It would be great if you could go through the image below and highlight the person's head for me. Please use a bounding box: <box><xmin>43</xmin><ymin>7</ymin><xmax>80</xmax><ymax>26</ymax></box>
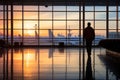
<box><xmin>87</xmin><ymin>22</ymin><xmax>91</xmax><ymax>27</ymax></box>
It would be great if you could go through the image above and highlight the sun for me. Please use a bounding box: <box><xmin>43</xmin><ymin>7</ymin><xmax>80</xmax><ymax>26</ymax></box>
<box><xmin>26</xmin><ymin>30</ymin><xmax>35</xmax><ymax>36</ymax></box>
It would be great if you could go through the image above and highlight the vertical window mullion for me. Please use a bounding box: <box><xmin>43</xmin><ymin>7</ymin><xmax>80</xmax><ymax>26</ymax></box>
<box><xmin>38</xmin><ymin>5</ymin><xmax>40</xmax><ymax>46</ymax></box>
<box><xmin>79</xmin><ymin>2</ymin><xmax>81</xmax><ymax>80</ymax></box>
<box><xmin>93</xmin><ymin>4</ymin><xmax>96</xmax><ymax>80</ymax></box>
<box><xmin>82</xmin><ymin>1</ymin><xmax>85</xmax><ymax>80</ymax></box>
<box><xmin>66</xmin><ymin>5</ymin><xmax>67</xmax><ymax>46</ymax></box>
<box><xmin>3</xmin><ymin>5</ymin><xmax>5</xmax><ymax>40</ymax></box>
<box><xmin>83</xmin><ymin>2</ymin><xmax>85</xmax><ymax>46</ymax></box>
<box><xmin>106</xmin><ymin>1</ymin><xmax>109</xmax><ymax>38</ymax></box>
<box><xmin>6</xmin><ymin>5</ymin><xmax>8</xmax><ymax>45</ymax></box>
<box><xmin>52</xmin><ymin>5</ymin><xmax>54</xmax><ymax>46</ymax></box>
<box><xmin>93</xmin><ymin>6</ymin><xmax>95</xmax><ymax>46</ymax></box>
<box><xmin>11</xmin><ymin>4</ymin><xmax>13</xmax><ymax>46</ymax></box>
<box><xmin>116</xmin><ymin>0</ymin><xmax>119</xmax><ymax>38</ymax></box>
<box><xmin>22</xmin><ymin>5</ymin><xmax>24</xmax><ymax>45</ymax></box>
<box><xmin>79</xmin><ymin>4</ymin><xmax>81</xmax><ymax>46</ymax></box>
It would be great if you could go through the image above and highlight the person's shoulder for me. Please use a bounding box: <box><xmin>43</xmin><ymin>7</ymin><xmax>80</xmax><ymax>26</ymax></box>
<box><xmin>90</xmin><ymin>27</ymin><xmax>94</xmax><ymax>29</ymax></box>
<box><xmin>84</xmin><ymin>27</ymin><xmax>87</xmax><ymax>30</ymax></box>
<box><xmin>85</xmin><ymin>27</ymin><xmax>89</xmax><ymax>29</ymax></box>
<box><xmin>84</xmin><ymin>27</ymin><xmax>88</xmax><ymax>31</ymax></box>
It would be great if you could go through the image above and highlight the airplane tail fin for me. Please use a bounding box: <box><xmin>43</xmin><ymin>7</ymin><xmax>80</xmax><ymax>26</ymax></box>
<box><xmin>35</xmin><ymin>30</ymin><xmax>38</xmax><ymax>38</ymax></box>
<box><xmin>48</xmin><ymin>29</ymin><xmax>54</xmax><ymax>38</ymax></box>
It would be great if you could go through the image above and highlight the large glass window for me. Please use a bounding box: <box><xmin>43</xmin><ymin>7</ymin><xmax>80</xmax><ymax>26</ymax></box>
<box><xmin>0</xmin><ymin>5</ymin><xmax>120</xmax><ymax>46</ymax></box>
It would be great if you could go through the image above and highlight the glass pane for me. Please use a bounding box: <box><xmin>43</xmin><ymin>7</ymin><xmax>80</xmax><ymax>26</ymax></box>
<box><xmin>24</xmin><ymin>21</ymin><xmax>38</xmax><ymax>29</ymax></box>
<box><xmin>53</xmin><ymin>30</ymin><xmax>66</xmax><ymax>37</ymax></box>
<box><xmin>95</xmin><ymin>30</ymin><xmax>106</xmax><ymax>38</ymax></box>
<box><xmin>109</xmin><ymin>12</ymin><xmax>116</xmax><ymax>19</ymax></box>
<box><xmin>94</xmin><ymin>30</ymin><xmax>106</xmax><ymax>45</ymax></box>
<box><xmin>109</xmin><ymin>30</ymin><xmax>117</xmax><ymax>38</ymax></box>
<box><xmin>85</xmin><ymin>12</ymin><xmax>93</xmax><ymax>19</ymax></box>
<box><xmin>54</xmin><ymin>12</ymin><xmax>66</xmax><ymax>19</ymax></box>
<box><xmin>40</xmin><ymin>12</ymin><xmax>52</xmax><ymax>19</ymax></box>
<box><xmin>119</xmin><ymin>30</ymin><xmax>120</xmax><ymax>38</ymax></box>
<box><xmin>0</xmin><ymin>12</ymin><xmax>3</xmax><ymax>19</ymax></box>
<box><xmin>14</xmin><ymin>21</ymin><xmax>22</xmax><ymax>29</ymax></box>
<box><xmin>67</xmin><ymin>30</ymin><xmax>80</xmax><ymax>45</ymax></box>
<box><xmin>119</xmin><ymin>21</ymin><xmax>120</xmax><ymax>29</ymax></box>
<box><xmin>109</xmin><ymin>21</ymin><xmax>116</xmax><ymax>29</ymax></box>
<box><xmin>39</xmin><ymin>30</ymin><xmax>49</xmax><ymax>37</ymax></box>
<box><xmin>118</xmin><ymin>12</ymin><xmax>120</xmax><ymax>19</ymax></box>
<box><xmin>24</xmin><ymin>38</ymin><xmax>38</xmax><ymax>45</ymax></box>
<box><xmin>8</xmin><ymin>5</ymin><xmax>11</xmax><ymax>10</ymax></box>
<box><xmin>95</xmin><ymin>21</ymin><xmax>106</xmax><ymax>29</ymax></box>
<box><xmin>13</xmin><ymin>30</ymin><xmax>22</xmax><ymax>37</ymax></box>
<box><xmin>81</xmin><ymin>6</ymin><xmax>83</xmax><ymax>11</ymax></box>
<box><xmin>0</xmin><ymin>30</ymin><xmax>3</xmax><ymax>37</ymax></box>
<box><xmin>40</xmin><ymin>21</ymin><xmax>52</xmax><ymax>29</ymax></box>
<box><xmin>67</xmin><ymin>21</ymin><xmax>79</xmax><ymax>29</ymax></box>
<box><xmin>8</xmin><ymin>11</ymin><xmax>11</xmax><ymax>19</ymax></box>
<box><xmin>67</xmin><ymin>6</ymin><xmax>79</xmax><ymax>11</ymax></box>
<box><xmin>95</xmin><ymin>12</ymin><xmax>106</xmax><ymax>19</ymax></box>
<box><xmin>8</xmin><ymin>20</ymin><xmax>11</xmax><ymax>29</ymax></box>
<box><xmin>39</xmin><ymin>38</ymin><xmax>52</xmax><ymax>45</ymax></box>
<box><xmin>95</xmin><ymin>6</ymin><xmax>106</xmax><ymax>11</ymax></box>
<box><xmin>67</xmin><ymin>30</ymin><xmax>79</xmax><ymax>37</ymax></box>
<box><xmin>119</xmin><ymin>6</ymin><xmax>120</xmax><ymax>11</ymax></box>
<box><xmin>109</xmin><ymin>6</ymin><xmax>116</xmax><ymax>11</ymax></box>
<box><xmin>40</xmin><ymin>6</ymin><xmax>52</xmax><ymax>11</ymax></box>
<box><xmin>24</xmin><ymin>30</ymin><xmax>35</xmax><ymax>37</ymax></box>
<box><xmin>8</xmin><ymin>30</ymin><xmax>11</xmax><ymax>37</ymax></box>
<box><xmin>67</xmin><ymin>12</ymin><xmax>79</xmax><ymax>19</ymax></box>
<box><xmin>0</xmin><ymin>5</ymin><xmax>3</xmax><ymax>10</ymax></box>
<box><xmin>0</xmin><ymin>20</ymin><xmax>3</xmax><ymax>29</ymax></box>
<box><xmin>13</xmin><ymin>6</ymin><xmax>22</xmax><ymax>10</ymax></box>
<box><xmin>13</xmin><ymin>12</ymin><xmax>22</xmax><ymax>19</ymax></box>
<box><xmin>24</xmin><ymin>12</ymin><xmax>38</xmax><ymax>19</ymax></box>
<box><xmin>54</xmin><ymin>6</ymin><xmax>66</xmax><ymax>11</ymax></box>
<box><xmin>85</xmin><ymin>6</ymin><xmax>93</xmax><ymax>11</ymax></box>
<box><xmin>24</xmin><ymin>6</ymin><xmax>38</xmax><ymax>11</ymax></box>
<box><xmin>54</xmin><ymin>21</ymin><xmax>66</xmax><ymax>29</ymax></box>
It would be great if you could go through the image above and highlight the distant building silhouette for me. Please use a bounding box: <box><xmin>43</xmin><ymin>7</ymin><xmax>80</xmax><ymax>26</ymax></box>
<box><xmin>109</xmin><ymin>32</ymin><xmax>120</xmax><ymax>39</ymax></box>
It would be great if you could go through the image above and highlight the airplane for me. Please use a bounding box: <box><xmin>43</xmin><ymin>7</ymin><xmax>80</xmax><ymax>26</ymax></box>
<box><xmin>0</xmin><ymin>24</ymin><xmax>105</xmax><ymax>46</ymax></box>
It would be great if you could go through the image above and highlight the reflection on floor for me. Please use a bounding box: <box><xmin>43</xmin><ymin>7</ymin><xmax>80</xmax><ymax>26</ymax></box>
<box><xmin>0</xmin><ymin>48</ymin><xmax>120</xmax><ymax>80</ymax></box>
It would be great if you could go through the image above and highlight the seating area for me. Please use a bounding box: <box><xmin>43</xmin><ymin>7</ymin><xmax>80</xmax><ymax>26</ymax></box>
<box><xmin>99</xmin><ymin>39</ymin><xmax>120</xmax><ymax>62</ymax></box>
<box><xmin>99</xmin><ymin>39</ymin><xmax>120</xmax><ymax>53</ymax></box>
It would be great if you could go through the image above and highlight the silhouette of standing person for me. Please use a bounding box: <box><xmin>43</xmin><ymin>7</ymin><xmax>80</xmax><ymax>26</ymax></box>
<box><xmin>83</xmin><ymin>22</ymin><xmax>95</xmax><ymax>56</ymax></box>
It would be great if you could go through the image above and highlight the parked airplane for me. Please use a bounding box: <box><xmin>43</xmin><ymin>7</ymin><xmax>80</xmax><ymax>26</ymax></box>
<box><xmin>0</xmin><ymin>24</ymin><xmax>105</xmax><ymax>46</ymax></box>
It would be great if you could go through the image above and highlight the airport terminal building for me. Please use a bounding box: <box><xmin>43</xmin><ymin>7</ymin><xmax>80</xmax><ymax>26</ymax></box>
<box><xmin>0</xmin><ymin>0</ymin><xmax>120</xmax><ymax>46</ymax></box>
<box><xmin>0</xmin><ymin>1</ymin><xmax>120</xmax><ymax>80</ymax></box>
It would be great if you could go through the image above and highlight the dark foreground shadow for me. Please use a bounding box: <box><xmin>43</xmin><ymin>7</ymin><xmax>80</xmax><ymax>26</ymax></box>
<box><xmin>85</xmin><ymin>56</ymin><xmax>93</xmax><ymax>80</ymax></box>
